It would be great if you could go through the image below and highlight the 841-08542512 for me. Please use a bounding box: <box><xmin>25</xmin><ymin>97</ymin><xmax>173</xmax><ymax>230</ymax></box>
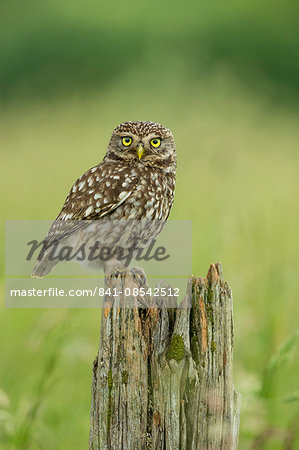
<box><xmin>98</xmin><ymin>287</ymin><xmax>180</xmax><ymax>297</ymax></box>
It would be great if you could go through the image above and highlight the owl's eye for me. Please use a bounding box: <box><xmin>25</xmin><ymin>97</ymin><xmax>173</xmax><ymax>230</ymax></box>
<box><xmin>121</xmin><ymin>137</ymin><xmax>132</xmax><ymax>147</ymax></box>
<box><xmin>150</xmin><ymin>138</ymin><xmax>161</xmax><ymax>148</ymax></box>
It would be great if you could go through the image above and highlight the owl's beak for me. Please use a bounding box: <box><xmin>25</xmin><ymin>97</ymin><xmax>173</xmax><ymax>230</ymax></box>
<box><xmin>136</xmin><ymin>144</ymin><xmax>145</xmax><ymax>160</ymax></box>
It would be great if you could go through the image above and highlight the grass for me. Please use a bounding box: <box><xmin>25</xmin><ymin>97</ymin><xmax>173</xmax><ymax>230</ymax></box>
<box><xmin>1</xmin><ymin>0</ymin><xmax>299</xmax><ymax>100</ymax></box>
<box><xmin>0</xmin><ymin>71</ymin><xmax>299</xmax><ymax>448</ymax></box>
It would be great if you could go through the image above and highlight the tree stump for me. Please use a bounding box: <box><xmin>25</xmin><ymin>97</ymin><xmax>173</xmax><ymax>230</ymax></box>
<box><xmin>89</xmin><ymin>263</ymin><xmax>241</xmax><ymax>449</ymax></box>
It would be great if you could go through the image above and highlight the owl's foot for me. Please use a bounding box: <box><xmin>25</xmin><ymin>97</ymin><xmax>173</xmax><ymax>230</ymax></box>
<box><xmin>104</xmin><ymin>261</ymin><xmax>149</xmax><ymax>308</ymax></box>
<box><xmin>130</xmin><ymin>266</ymin><xmax>147</xmax><ymax>287</ymax></box>
<box><xmin>104</xmin><ymin>259</ymin><xmax>127</xmax><ymax>282</ymax></box>
<box><xmin>105</xmin><ymin>261</ymin><xmax>147</xmax><ymax>285</ymax></box>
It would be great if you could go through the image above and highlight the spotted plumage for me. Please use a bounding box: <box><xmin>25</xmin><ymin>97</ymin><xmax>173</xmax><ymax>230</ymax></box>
<box><xmin>32</xmin><ymin>121</ymin><xmax>177</xmax><ymax>277</ymax></box>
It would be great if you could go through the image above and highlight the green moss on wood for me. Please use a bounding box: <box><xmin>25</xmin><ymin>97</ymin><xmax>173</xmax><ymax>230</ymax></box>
<box><xmin>107</xmin><ymin>369</ymin><xmax>113</xmax><ymax>390</ymax></box>
<box><xmin>166</xmin><ymin>334</ymin><xmax>185</xmax><ymax>363</ymax></box>
<box><xmin>206</xmin><ymin>285</ymin><xmax>214</xmax><ymax>326</ymax></box>
<box><xmin>121</xmin><ymin>370</ymin><xmax>128</xmax><ymax>384</ymax></box>
<box><xmin>207</xmin><ymin>284</ymin><xmax>213</xmax><ymax>304</ymax></box>
<box><xmin>191</xmin><ymin>335</ymin><xmax>200</xmax><ymax>365</ymax></box>
<box><xmin>207</xmin><ymin>284</ymin><xmax>216</xmax><ymax>361</ymax></box>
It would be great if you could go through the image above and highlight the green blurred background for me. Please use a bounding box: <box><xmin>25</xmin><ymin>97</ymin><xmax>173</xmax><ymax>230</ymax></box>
<box><xmin>1</xmin><ymin>0</ymin><xmax>299</xmax><ymax>448</ymax></box>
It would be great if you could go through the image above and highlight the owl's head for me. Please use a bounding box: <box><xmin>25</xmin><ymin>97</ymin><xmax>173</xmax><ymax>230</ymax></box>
<box><xmin>105</xmin><ymin>121</ymin><xmax>176</xmax><ymax>173</ymax></box>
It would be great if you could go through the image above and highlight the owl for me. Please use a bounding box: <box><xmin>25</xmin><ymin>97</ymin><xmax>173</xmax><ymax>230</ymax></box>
<box><xmin>32</xmin><ymin>121</ymin><xmax>177</xmax><ymax>277</ymax></box>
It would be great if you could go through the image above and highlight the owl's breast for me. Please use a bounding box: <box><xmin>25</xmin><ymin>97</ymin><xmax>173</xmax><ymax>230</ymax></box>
<box><xmin>109</xmin><ymin>167</ymin><xmax>175</xmax><ymax>221</ymax></box>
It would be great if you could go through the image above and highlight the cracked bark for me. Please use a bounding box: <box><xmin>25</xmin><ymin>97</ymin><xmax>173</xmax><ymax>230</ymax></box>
<box><xmin>89</xmin><ymin>263</ymin><xmax>241</xmax><ymax>449</ymax></box>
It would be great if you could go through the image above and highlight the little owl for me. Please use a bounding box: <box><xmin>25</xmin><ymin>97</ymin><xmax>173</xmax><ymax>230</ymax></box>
<box><xmin>32</xmin><ymin>121</ymin><xmax>177</xmax><ymax>277</ymax></box>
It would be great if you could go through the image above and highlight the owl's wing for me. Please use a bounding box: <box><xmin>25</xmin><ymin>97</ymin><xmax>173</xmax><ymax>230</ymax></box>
<box><xmin>43</xmin><ymin>162</ymin><xmax>139</xmax><ymax>245</ymax></box>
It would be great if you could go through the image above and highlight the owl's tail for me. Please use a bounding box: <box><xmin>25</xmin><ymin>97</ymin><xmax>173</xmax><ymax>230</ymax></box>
<box><xmin>31</xmin><ymin>253</ymin><xmax>59</xmax><ymax>278</ymax></box>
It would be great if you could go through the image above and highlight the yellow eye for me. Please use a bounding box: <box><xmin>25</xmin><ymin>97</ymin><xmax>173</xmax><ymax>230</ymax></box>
<box><xmin>150</xmin><ymin>138</ymin><xmax>161</xmax><ymax>148</ymax></box>
<box><xmin>122</xmin><ymin>137</ymin><xmax>132</xmax><ymax>146</ymax></box>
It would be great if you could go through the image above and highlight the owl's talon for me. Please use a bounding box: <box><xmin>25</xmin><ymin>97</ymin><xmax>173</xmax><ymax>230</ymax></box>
<box><xmin>130</xmin><ymin>266</ymin><xmax>147</xmax><ymax>287</ymax></box>
<box><xmin>104</xmin><ymin>260</ymin><xmax>127</xmax><ymax>283</ymax></box>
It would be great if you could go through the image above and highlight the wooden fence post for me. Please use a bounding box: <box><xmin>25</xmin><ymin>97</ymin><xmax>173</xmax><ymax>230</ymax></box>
<box><xmin>89</xmin><ymin>263</ymin><xmax>241</xmax><ymax>449</ymax></box>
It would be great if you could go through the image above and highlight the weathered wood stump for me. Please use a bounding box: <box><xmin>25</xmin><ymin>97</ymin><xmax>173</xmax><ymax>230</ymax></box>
<box><xmin>89</xmin><ymin>263</ymin><xmax>241</xmax><ymax>449</ymax></box>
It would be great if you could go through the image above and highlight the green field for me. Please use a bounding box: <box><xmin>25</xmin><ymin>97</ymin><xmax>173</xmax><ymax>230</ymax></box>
<box><xmin>1</xmin><ymin>0</ymin><xmax>299</xmax><ymax>448</ymax></box>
